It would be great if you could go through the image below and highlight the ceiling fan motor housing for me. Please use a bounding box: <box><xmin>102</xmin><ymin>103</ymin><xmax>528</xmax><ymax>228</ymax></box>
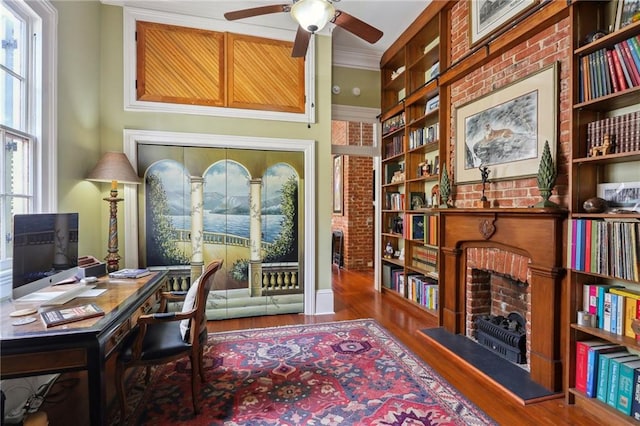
<box><xmin>291</xmin><ymin>0</ymin><xmax>336</xmax><ymax>33</ymax></box>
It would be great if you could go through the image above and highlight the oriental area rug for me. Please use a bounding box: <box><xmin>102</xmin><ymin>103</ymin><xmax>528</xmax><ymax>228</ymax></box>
<box><xmin>109</xmin><ymin>319</ymin><xmax>496</xmax><ymax>425</ymax></box>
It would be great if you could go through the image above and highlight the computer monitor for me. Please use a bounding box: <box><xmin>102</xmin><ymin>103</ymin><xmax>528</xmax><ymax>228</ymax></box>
<box><xmin>12</xmin><ymin>213</ymin><xmax>79</xmax><ymax>300</ymax></box>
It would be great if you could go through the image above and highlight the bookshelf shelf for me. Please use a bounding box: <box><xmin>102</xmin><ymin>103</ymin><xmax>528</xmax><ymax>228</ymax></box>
<box><xmin>566</xmin><ymin>1</ymin><xmax>640</xmax><ymax>422</ymax></box>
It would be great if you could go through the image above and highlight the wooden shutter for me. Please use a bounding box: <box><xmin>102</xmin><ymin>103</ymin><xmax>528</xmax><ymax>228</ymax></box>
<box><xmin>136</xmin><ymin>21</ymin><xmax>225</xmax><ymax>106</ymax></box>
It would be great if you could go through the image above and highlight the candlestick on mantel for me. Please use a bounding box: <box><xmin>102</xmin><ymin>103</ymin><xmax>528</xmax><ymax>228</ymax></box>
<box><xmin>86</xmin><ymin>152</ymin><xmax>141</xmax><ymax>272</ymax></box>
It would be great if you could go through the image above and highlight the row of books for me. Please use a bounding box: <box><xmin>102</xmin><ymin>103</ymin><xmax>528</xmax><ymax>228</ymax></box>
<box><xmin>587</xmin><ymin>110</ymin><xmax>640</xmax><ymax>156</ymax></box>
<box><xmin>384</xmin><ymin>134</ymin><xmax>404</xmax><ymax>159</ymax></box>
<box><xmin>582</xmin><ymin>284</ymin><xmax>640</xmax><ymax>339</ymax></box>
<box><xmin>568</xmin><ymin>219</ymin><xmax>639</xmax><ymax>282</ymax></box>
<box><xmin>407</xmin><ymin>274</ymin><xmax>438</xmax><ymax>310</ymax></box>
<box><xmin>382</xmin><ymin>113</ymin><xmax>405</xmax><ymax>135</ymax></box>
<box><xmin>385</xmin><ymin>192</ymin><xmax>404</xmax><ymax>211</ymax></box>
<box><xmin>575</xmin><ymin>340</ymin><xmax>640</xmax><ymax>418</ymax></box>
<box><xmin>405</xmin><ymin>214</ymin><xmax>438</xmax><ymax>246</ymax></box>
<box><xmin>412</xmin><ymin>244</ymin><xmax>438</xmax><ymax>271</ymax></box>
<box><xmin>578</xmin><ymin>35</ymin><xmax>640</xmax><ymax>103</ymax></box>
<box><xmin>408</xmin><ymin>123</ymin><xmax>439</xmax><ymax>149</ymax></box>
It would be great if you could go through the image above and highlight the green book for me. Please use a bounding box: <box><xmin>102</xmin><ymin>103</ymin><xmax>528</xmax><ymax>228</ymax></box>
<box><xmin>607</xmin><ymin>355</ymin><xmax>639</xmax><ymax>407</ymax></box>
<box><xmin>597</xmin><ymin>351</ymin><xmax>629</xmax><ymax>402</ymax></box>
<box><xmin>616</xmin><ymin>360</ymin><xmax>640</xmax><ymax>415</ymax></box>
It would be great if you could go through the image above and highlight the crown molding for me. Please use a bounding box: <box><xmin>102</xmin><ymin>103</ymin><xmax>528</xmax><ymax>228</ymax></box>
<box><xmin>332</xmin><ymin>46</ymin><xmax>381</xmax><ymax>71</ymax></box>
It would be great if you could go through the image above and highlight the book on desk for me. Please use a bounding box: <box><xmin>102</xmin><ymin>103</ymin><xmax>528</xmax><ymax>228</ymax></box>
<box><xmin>40</xmin><ymin>303</ymin><xmax>105</xmax><ymax>328</ymax></box>
<box><xmin>108</xmin><ymin>268</ymin><xmax>150</xmax><ymax>279</ymax></box>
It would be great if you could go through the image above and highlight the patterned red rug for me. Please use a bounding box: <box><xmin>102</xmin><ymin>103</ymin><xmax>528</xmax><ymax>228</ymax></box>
<box><xmin>110</xmin><ymin>319</ymin><xmax>495</xmax><ymax>425</ymax></box>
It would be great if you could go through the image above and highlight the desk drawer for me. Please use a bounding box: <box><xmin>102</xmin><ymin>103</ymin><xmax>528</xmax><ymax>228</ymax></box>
<box><xmin>105</xmin><ymin>318</ymin><xmax>131</xmax><ymax>357</ymax></box>
<box><xmin>3</xmin><ymin>348</ymin><xmax>87</xmax><ymax>376</ymax></box>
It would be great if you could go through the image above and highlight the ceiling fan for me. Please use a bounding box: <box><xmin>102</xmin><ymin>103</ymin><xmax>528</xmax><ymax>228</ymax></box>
<box><xmin>224</xmin><ymin>0</ymin><xmax>384</xmax><ymax>57</ymax></box>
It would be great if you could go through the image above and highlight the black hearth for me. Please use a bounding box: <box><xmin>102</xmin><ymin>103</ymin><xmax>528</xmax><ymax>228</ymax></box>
<box><xmin>475</xmin><ymin>312</ymin><xmax>526</xmax><ymax>364</ymax></box>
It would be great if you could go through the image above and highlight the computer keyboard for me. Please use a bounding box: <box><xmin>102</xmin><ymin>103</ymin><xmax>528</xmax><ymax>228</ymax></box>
<box><xmin>40</xmin><ymin>284</ymin><xmax>96</xmax><ymax>306</ymax></box>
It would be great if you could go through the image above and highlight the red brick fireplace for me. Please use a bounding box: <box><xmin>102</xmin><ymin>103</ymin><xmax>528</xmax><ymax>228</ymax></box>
<box><xmin>466</xmin><ymin>248</ymin><xmax>532</xmax><ymax>369</ymax></box>
<box><xmin>433</xmin><ymin>208</ymin><xmax>566</xmax><ymax>393</ymax></box>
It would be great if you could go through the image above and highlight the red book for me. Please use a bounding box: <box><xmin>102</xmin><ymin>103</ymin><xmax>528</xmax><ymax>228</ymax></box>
<box><xmin>619</xmin><ymin>41</ymin><xmax>640</xmax><ymax>86</ymax></box>
<box><xmin>614</xmin><ymin>44</ymin><xmax>634</xmax><ymax>88</ymax></box>
<box><xmin>605</xmin><ymin>49</ymin><xmax>621</xmax><ymax>92</ymax></box>
<box><xmin>610</xmin><ymin>48</ymin><xmax>630</xmax><ymax>91</ymax></box>
<box><xmin>576</xmin><ymin>340</ymin><xmax>608</xmax><ymax>393</ymax></box>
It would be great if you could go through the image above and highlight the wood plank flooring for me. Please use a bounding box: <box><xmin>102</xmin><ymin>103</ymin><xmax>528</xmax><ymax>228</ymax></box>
<box><xmin>207</xmin><ymin>267</ymin><xmax>601</xmax><ymax>426</ymax></box>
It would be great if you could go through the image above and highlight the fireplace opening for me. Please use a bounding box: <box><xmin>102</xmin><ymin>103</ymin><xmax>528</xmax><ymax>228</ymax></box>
<box><xmin>475</xmin><ymin>312</ymin><xmax>526</xmax><ymax>364</ymax></box>
<box><xmin>466</xmin><ymin>258</ymin><xmax>531</xmax><ymax>371</ymax></box>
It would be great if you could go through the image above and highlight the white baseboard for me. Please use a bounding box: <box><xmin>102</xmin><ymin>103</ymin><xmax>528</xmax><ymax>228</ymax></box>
<box><xmin>314</xmin><ymin>289</ymin><xmax>335</xmax><ymax>315</ymax></box>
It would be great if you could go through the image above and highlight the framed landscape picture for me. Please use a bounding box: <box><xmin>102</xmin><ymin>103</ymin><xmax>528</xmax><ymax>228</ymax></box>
<box><xmin>455</xmin><ymin>63</ymin><xmax>558</xmax><ymax>184</ymax></box>
<box><xmin>469</xmin><ymin>0</ymin><xmax>537</xmax><ymax>46</ymax></box>
<box><xmin>333</xmin><ymin>155</ymin><xmax>343</xmax><ymax>214</ymax></box>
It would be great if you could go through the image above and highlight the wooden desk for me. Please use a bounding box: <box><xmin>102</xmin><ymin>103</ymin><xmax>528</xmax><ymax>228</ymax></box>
<box><xmin>0</xmin><ymin>271</ymin><xmax>168</xmax><ymax>426</ymax></box>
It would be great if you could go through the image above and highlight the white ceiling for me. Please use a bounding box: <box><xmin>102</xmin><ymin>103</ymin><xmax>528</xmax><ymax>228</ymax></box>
<box><xmin>117</xmin><ymin>0</ymin><xmax>430</xmax><ymax>66</ymax></box>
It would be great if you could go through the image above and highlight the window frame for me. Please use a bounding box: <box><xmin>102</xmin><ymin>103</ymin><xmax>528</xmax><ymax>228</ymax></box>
<box><xmin>0</xmin><ymin>0</ymin><xmax>57</xmax><ymax>300</ymax></box>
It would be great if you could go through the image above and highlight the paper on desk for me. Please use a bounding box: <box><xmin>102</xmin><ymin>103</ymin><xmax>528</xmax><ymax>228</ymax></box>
<box><xmin>17</xmin><ymin>291</ymin><xmax>66</xmax><ymax>301</ymax></box>
<box><xmin>78</xmin><ymin>289</ymin><xmax>107</xmax><ymax>297</ymax></box>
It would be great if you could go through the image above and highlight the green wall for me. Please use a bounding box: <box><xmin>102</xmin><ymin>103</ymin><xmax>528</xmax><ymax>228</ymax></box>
<box><xmin>54</xmin><ymin>2</ymin><xmax>334</xmax><ymax>293</ymax></box>
<box><xmin>331</xmin><ymin>66</ymin><xmax>381</xmax><ymax>108</ymax></box>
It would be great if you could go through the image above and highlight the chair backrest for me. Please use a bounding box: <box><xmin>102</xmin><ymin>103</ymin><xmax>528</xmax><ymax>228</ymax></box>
<box><xmin>189</xmin><ymin>259</ymin><xmax>223</xmax><ymax>342</ymax></box>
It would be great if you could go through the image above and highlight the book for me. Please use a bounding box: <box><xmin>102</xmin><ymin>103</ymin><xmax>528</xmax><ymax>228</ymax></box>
<box><xmin>575</xmin><ymin>340</ymin><xmax>608</xmax><ymax>393</ymax></box>
<box><xmin>411</xmin><ymin>214</ymin><xmax>425</xmax><ymax>240</ymax></box>
<box><xmin>40</xmin><ymin>303</ymin><xmax>105</xmax><ymax>328</ymax></box>
<box><xmin>604</xmin><ymin>292</ymin><xmax>613</xmax><ymax>332</ymax></box>
<box><xmin>108</xmin><ymin>268</ymin><xmax>151</xmax><ymax>279</ymax></box>
<box><xmin>630</xmin><ymin>367</ymin><xmax>640</xmax><ymax>420</ymax></box>
<box><xmin>605</xmin><ymin>49</ymin><xmax>621</xmax><ymax>93</ymax></box>
<box><xmin>616</xmin><ymin>360</ymin><xmax>640</xmax><ymax>414</ymax></box>
<box><xmin>607</xmin><ymin>355</ymin><xmax>640</xmax><ymax>407</ymax></box>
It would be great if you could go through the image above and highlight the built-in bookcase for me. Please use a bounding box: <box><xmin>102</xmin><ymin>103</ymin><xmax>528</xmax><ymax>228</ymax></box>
<box><xmin>566</xmin><ymin>1</ymin><xmax>640</xmax><ymax>423</ymax></box>
<box><xmin>379</xmin><ymin>4</ymin><xmax>445</xmax><ymax>317</ymax></box>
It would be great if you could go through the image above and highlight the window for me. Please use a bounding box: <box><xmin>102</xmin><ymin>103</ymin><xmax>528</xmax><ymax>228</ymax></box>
<box><xmin>0</xmin><ymin>0</ymin><xmax>56</xmax><ymax>299</ymax></box>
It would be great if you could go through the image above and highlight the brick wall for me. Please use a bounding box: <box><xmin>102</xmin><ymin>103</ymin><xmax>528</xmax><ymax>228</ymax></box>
<box><xmin>466</xmin><ymin>247</ymin><xmax>532</xmax><ymax>368</ymax></box>
<box><xmin>448</xmin><ymin>2</ymin><xmax>571</xmax><ymax>208</ymax></box>
<box><xmin>331</xmin><ymin>121</ymin><xmax>375</xmax><ymax>270</ymax></box>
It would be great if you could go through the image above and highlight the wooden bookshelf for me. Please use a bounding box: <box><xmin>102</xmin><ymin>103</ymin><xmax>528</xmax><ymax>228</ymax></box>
<box><xmin>565</xmin><ymin>1</ymin><xmax>640</xmax><ymax>423</ymax></box>
<box><xmin>379</xmin><ymin>2</ymin><xmax>447</xmax><ymax>319</ymax></box>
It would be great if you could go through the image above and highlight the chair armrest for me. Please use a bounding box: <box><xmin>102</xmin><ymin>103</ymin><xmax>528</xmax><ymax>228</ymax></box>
<box><xmin>158</xmin><ymin>291</ymin><xmax>188</xmax><ymax>312</ymax></box>
<box><xmin>138</xmin><ymin>309</ymin><xmax>195</xmax><ymax>324</ymax></box>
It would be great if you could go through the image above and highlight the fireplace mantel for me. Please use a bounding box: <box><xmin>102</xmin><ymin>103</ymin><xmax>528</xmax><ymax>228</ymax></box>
<box><xmin>438</xmin><ymin>208</ymin><xmax>567</xmax><ymax>392</ymax></box>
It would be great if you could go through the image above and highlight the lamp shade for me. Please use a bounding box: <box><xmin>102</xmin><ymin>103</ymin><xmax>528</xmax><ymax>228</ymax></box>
<box><xmin>291</xmin><ymin>0</ymin><xmax>335</xmax><ymax>33</ymax></box>
<box><xmin>86</xmin><ymin>152</ymin><xmax>141</xmax><ymax>185</ymax></box>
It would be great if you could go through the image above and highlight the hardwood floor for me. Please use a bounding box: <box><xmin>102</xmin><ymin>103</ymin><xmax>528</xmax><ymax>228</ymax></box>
<box><xmin>207</xmin><ymin>267</ymin><xmax>601</xmax><ymax>426</ymax></box>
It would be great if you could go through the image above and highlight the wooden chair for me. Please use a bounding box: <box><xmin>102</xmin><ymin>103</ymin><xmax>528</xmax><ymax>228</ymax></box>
<box><xmin>115</xmin><ymin>259</ymin><xmax>223</xmax><ymax>423</ymax></box>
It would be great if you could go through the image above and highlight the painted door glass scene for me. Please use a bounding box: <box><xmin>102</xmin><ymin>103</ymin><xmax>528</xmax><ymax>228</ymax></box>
<box><xmin>140</xmin><ymin>145</ymin><xmax>303</xmax><ymax>320</ymax></box>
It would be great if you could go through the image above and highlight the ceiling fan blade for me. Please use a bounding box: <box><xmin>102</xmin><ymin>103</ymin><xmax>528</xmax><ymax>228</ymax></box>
<box><xmin>224</xmin><ymin>4</ymin><xmax>290</xmax><ymax>21</ymax></box>
<box><xmin>332</xmin><ymin>10</ymin><xmax>383</xmax><ymax>44</ymax></box>
<box><xmin>292</xmin><ymin>26</ymin><xmax>311</xmax><ymax>58</ymax></box>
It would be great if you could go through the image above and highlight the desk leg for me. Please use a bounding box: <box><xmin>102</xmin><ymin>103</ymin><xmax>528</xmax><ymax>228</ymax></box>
<box><xmin>87</xmin><ymin>343</ymin><xmax>107</xmax><ymax>426</ymax></box>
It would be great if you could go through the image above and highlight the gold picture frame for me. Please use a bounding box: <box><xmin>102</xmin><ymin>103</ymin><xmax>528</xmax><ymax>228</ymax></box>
<box><xmin>455</xmin><ymin>63</ymin><xmax>558</xmax><ymax>184</ymax></box>
<box><xmin>469</xmin><ymin>0</ymin><xmax>537</xmax><ymax>47</ymax></box>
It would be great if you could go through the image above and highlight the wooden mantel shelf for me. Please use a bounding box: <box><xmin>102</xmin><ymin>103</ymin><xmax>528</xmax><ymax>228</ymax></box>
<box><xmin>436</xmin><ymin>207</ymin><xmax>568</xmax><ymax>393</ymax></box>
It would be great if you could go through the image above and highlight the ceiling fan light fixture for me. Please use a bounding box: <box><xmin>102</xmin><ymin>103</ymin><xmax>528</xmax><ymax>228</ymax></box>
<box><xmin>291</xmin><ymin>0</ymin><xmax>335</xmax><ymax>33</ymax></box>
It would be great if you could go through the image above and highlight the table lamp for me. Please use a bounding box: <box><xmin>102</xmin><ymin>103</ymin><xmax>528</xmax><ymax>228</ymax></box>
<box><xmin>86</xmin><ymin>152</ymin><xmax>141</xmax><ymax>272</ymax></box>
